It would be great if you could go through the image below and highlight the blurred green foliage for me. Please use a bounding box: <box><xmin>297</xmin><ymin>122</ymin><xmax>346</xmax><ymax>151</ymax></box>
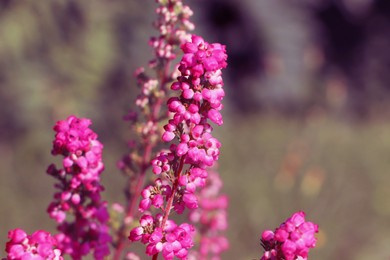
<box><xmin>0</xmin><ymin>1</ymin><xmax>389</xmax><ymax>260</ymax></box>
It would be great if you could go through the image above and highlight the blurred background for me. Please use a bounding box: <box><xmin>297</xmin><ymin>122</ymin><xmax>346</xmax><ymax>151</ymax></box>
<box><xmin>0</xmin><ymin>0</ymin><xmax>389</xmax><ymax>259</ymax></box>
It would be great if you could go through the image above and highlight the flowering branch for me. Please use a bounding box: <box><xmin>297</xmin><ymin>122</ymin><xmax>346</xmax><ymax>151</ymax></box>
<box><xmin>47</xmin><ymin>116</ymin><xmax>111</xmax><ymax>260</ymax></box>
<box><xmin>113</xmin><ymin>1</ymin><xmax>196</xmax><ymax>258</ymax></box>
<box><xmin>129</xmin><ymin>34</ymin><xmax>228</xmax><ymax>259</ymax></box>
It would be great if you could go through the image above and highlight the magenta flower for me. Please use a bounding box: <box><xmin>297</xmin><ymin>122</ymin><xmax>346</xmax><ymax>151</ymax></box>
<box><xmin>154</xmin><ymin>34</ymin><xmax>227</xmax><ymax>176</ymax></box>
<box><xmin>129</xmin><ymin>34</ymin><xmax>228</xmax><ymax>259</ymax></box>
<box><xmin>260</xmin><ymin>211</ymin><xmax>319</xmax><ymax>260</ymax></box>
<box><xmin>5</xmin><ymin>229</ymin><xmax>63</xmax><ymax>260</ymax></box>
<box><xmin>129</xmin><ymin>214</ymin><xmax>195</xmax><ymax>259</ymax></box>
<box><xmin>47</xmin><ymin>116</ymin><xmax>111</xmax><ymax>260</ymax></box>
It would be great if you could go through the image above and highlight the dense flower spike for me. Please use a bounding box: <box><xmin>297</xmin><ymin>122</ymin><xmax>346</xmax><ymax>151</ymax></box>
<box><xmin>120</xmin><ymin>2</ymin><xmax>229</xmax><ymax>259</ymax></box>
<box><xmin>47</xmin><ymin>116</ymin><xmax>111</xmax><ymax>260</ymax></box>
<box><xmin>129</xmin><ymin>34</ymin><xmax>228</xmax><ymax>259</ymax></box>
<box><xmin>163</xmin><ymin>36</ymin><xmax>227</xmax><ymax>170</ymax></box>
<box><xmin>4</xmin><ymin>229</ymin><xmax>63</xmax><ymax>260</ymax></box>
<box><xmin>157</xmin><ymin>34</ymin><xmax>227</xmax><ymax>201</ymax></box>
<box><xmin>260</xmin><ymin>211</ymin><xmax>319</xmax><ymax>260</ymax></box>
<box><xmin>114</xmin><ymin>1</ymin><xmax>198</xmax><ymax>258</ymax></box>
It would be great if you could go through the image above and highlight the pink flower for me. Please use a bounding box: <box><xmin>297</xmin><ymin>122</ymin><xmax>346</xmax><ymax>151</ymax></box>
<box><xmin>129</xmin><ymin>227</ymin><xmax>144</xmax><ymax>242</ymax></box>
<box><xmin>260</xmin><ymin>211</ymin><xmax>318</xmax><ymax>260</ymax></box>
<box><xmin>47</xmin><ymin>116</ymin><xmax>111</xmax><ymax>259</ymax></box>
<box><xmin>162</xmin><ymin>131</ymin><xmax>176</xmax><ymax>142</ymax></box>
<box><xmin>207</xmin><ymin>109</ymin><xmax>223</xmax><ymax>126</ymax></box>
<box><xmin>129</xmin><ymin>216</ymin><xmax>195</xmax><ymax>259</ymax></box>
<box><xmin>261</xmin><ymin>230</ymin><xmax>274</xmax><ymax>242</ymax></box>
<box><xmin>129</xmin><ymin>17</ymin><xmax>228</xmax><ymax>259</ymax></box>
<box><xmin>183</xmin><ymin>193</ymin><xmax>198</xmax><ymax>209</ymax></box>
<box><xmin>5</xmin><ymin>229</ymin><xmax>63</xmax><ymax>260</ymax></box>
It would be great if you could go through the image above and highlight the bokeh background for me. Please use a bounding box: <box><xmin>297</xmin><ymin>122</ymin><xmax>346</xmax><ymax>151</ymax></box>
<box><xmin>1</xmin><ymin>0</ymin><xmax>390</xmax><ymax>259</ymax></box>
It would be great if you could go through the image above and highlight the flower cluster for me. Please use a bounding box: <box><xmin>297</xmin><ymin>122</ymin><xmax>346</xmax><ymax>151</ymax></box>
<box><xmin>115</xmin><ymin>1</ymin><xmax>198</xmax><ymax>258</ymax></box>
<box><xmin>150</xmin><ymin>34</ymin><xmax>227</xmax><ymax>211</ymax></box>
<box><xmin>150</xmin><ymin>0</ymin><xmax>194</xmax><ymax>62</ymax></box>
<box><xmin>260</xmin><ymin>211</ymin><xmax>319</xmax><ymax>260</ymax></box>
<box><xmin>46</xmin><ymin>116</ymin><xmax>111</xmax><ymax>260</ymax></box>
<box><xmin>129</xmin><ymin>214</ymin><xmax>195</xmax><ymax>259</ymax></box>
<box><xmin>188</xmin><ymin>170</ymin><xmax>229</xmax><ymax>260</ymax></box>
<box><xmin>4</xmin><ymin>229</ymin><xmax>63</xmax><ymax>260</ymax></box>
<box><xmin>130</xmin><ymin>0</ymin><xmax>195</xmax><ymax>114</ymax></box>
<box><xmin>129</xmin><ymin>35</ymin><xmax>228</xmax><ymax>259</ymax></box>
<box><xmin>154</xmin><ymin>33</ymin><xmax>227</xmax><ymax>182</ymax></box>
